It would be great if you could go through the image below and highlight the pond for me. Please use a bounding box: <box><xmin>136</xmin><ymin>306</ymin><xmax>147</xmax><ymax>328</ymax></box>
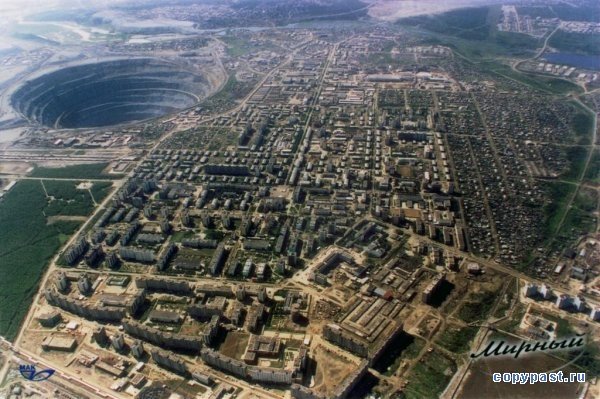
<box><xmin>543</xmin><ymin>52</ymin><xmax>600</xmax><ymax>71</ymax></box>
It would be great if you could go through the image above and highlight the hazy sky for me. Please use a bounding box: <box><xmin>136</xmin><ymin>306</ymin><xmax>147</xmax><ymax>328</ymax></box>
<box><xmin>0</xmin><ymin>0</ymin><xmax>506</xmax><ymax>23</ymax></box>
<box><xmin>368</xmin><ymin>0</ymin><xmax>503</xmax><ymax>20</ymax></box>
<box><xmin>0</xmin><ymin>0</ymin><xmax>134</xmax><ymax>14</ymax></box>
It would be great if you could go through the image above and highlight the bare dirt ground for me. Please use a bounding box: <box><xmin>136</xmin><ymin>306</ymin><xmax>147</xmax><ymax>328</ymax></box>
<box><xmin>311</xmin><ymin>344</ymin><xmax>357</xmax><ymax>397</ymax></box>
<box><xmin>219</xmin><ymin>331</ymin><xmax>250</xmax><ymax>359</ymax></box>
<box><xmin>0</xmin><ymin>161</ymin><xmax>32</xmax><ymax>175</ymax></box>
<box><xmin>46</xmin><ymin>215</ymin><xmax>88</xmax><ymax>224</ymax></box>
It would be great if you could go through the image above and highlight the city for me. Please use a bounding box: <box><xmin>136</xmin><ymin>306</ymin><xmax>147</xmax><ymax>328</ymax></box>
<box><xmin>0</xmin><ymin>1</ymin><xmax>598</xmax><ymax>399</ymax></box>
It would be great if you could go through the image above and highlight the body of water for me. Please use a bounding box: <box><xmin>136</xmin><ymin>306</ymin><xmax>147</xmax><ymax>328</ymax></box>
<box><xmin>543</xmin><ymin>52</ymin><xmax>600</xmax><ymax>71</ymax></box>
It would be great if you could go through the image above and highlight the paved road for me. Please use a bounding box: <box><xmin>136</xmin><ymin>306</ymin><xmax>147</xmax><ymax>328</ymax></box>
<box><xmin>513</xmin><ymin>24</ymin><xmax>560</xmax><ymax>72</ymax></box>
<box><xmin>287</xmin><ymin>39</ymin><xmax>339</xmax><ymax>184</ymax></box>
<box><xmin>535</xmin><ymin>25</ymin><xmax>560</xmax><ymax>59</ymax></box>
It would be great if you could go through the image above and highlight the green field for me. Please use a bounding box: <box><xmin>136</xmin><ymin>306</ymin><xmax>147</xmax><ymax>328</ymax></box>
<box><xmin>433</xmin><ymin>33</ymin><xmax>540</xmax><ymax>59</ymax></box>
<box><xmin>545</xmin><ymin>185</ymin><xmax>598</xmax><ymax>253</ymax></box>
<box><xmin>201</xmin><ymin>73</ymin><xmax>257</xmax><ymax>113</ymax></box>
<box><xmin>90</xmin><ymin>181</ymin><xmax>115</xmax><ymax>203</ymax></box>
<box><xmin>38</xmin><ymin>180</ymin><xmax>114</xmax><ymax>217</ymax></box>
<box><xmin>29</xmin><ymin>163</ymin><xmax>120</xmax><ymax>179</ymax></box>
<box><xmin>549</xmin><ymin>30</ymin><xmax>600</xmax><ymax>55</ymax></box>
<box><xmin>542</xmin><ymin>182</ymin><xmax>576</xmax><ymax>240</ymax></box>
<box><xmin>574</xmin><ymin>187</ymin><xmax>598</xmax><ymax>213</ymax></box>
<box><xmin>483</xmin><ymin>62</ymin><xmax>583</xmax><ymax>95</ymax></box>
<box><xmin>402</xmin><ymin>6</ymin><xmax>542</xmax><ymax>58</ymax></box>
<box><xmin>400</xmin><ymin>7</ymin><xmax>590</xmax><ymax>96</ymax></box>
<box><xmin>221</xmin><ymin>35</ymin><xmax>255</xmax><ymax>57</ymax></box>
<box><xmin>492</xmin><ymin>278</ymin><xmax>517</xmax><ymax>318</ymax></box>
<box><xmin>560</xmin><ymin>191</ymin><xmax>598</xmax><ymax>239</ymax></box>
<box><xmin>437</xmin><ymin>325</ymin><xmax>479</xmax><ymax>353</ymax></box>
<box><xmin>402</xmin><ymin>7</ymin><xmax>491</xmax><ymax>41</ymax></box>
<box><xmin>496</xmin><ymin>303</ymin><xmax>527</xmax><ymax>334</ymax></box>
<box><xmin>457</xmin><ymin>291</ymin><xmax>497</xmax><ymax>324</ymax></box>
<box><xmin>568</xmin><ymin>100</ymin><xmax>595</xmax><ymax>145</ymax></box>
<box><xmin>562</xmin><ymin>146</ymin><xmax>589</xmax><ymax>181</ymax></box>
<box><xmin>416</xmin><ymin>40</ymin><xmax>582</xmax><ymax>95</ymax></box>
<box><xmin>0</xmin><ymin>180</ymin><xmax>84</xmax><ymax>340</ymax></box>
<box><xmin>585</xmin><ymin>149</ymin><xmax>600</xmax><ymax>183</ymax></box>
<box><xmin>43</xmin><ymin>180</ymin><xmax>95</xmax><ymax>216</ymax></box>
<box><xmin>402</xmin><ymin>350</ymin><xmax>457</xmax><ymax>399</ymax></box>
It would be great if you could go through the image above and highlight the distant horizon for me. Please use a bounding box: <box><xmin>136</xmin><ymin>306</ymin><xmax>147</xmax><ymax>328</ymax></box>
<box><xmin>0</xmin><ymin>0</ymin><xmax>506</xmax><ymax>22</ymax></box>
<box><xmin>366</xmin><ymin>0</ymin><xmax>504</xmax><ymax>21</ymax></box>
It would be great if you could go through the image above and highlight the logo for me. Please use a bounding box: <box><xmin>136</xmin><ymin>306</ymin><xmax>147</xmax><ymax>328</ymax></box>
<box><xmin>19</xmin><ymin>365</ymin><xmax>55</xmax><ymax>381</ymax></box>
<box><xmin>470</xmin><ymin>334</ymin><xmax>586</xmax><ymax>360</ymax></box>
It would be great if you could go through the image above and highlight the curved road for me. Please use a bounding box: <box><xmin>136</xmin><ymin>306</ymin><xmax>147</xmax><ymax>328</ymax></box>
<box><xmin>513</xmin><ymin>24</ymin><xmax>560</xmax><ymax>72</ymax></box>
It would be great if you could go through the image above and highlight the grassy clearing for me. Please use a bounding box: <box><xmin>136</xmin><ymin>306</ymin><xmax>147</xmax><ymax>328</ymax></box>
<box><xmin>402</xmin><ymin>6</ymin><xmax>542</xmax><ymax>58</ymax></box>
<box><xmin>484</xmin><ymin>62</ymin><xmax>583</xmax><ymax>95</ymax></box>
<box><xmin>437</xmin><ymin>325</ymin><xmax>479</xmax><ymax>353</ymax></box>
<box><xmin>567</xmin><ymin>99</ymin><xmax>595</xmax><ymax>145</ymax></box>
<box><xmin>402</xmin><ymin>7</ymin><xmax>491</xmax><ymax>41</ymax></box>
<box><xmin>546</xmin><ymin>186</ymin><xmax>597</xmax><ymax>250</ymax></box>
<box><xmin>497</xmin><ymin>303</ymin><xmax>527</xmax><ymax>334</ymax></box>
<box><xmin>89</xmin><ymin>181</ymin><xmax>114</xmax><ymax>203</ymax></box>
<box><xmin>571</xmin><ymin>113</ymin><xmax>594</xmax><ymax>144</ymax></box>
<box><xmin>584</xmin><ymin>149</ymin><xmax>600</xmax><ymax>183</ymax></box>
<box><xmin>410</xmin><ymin>20</ymin><xmax>581</xmax><ymax>95</ymax></box>
<box><xmin>403</xmin><ymin>336</ymin><xmax>426</xmax><ymax>359</ymax></box>
<box><xmin>43</xmin><ymin>180</ymin><xmax>95</xmax><ymax>216</ymax></box>
<box><xmin>574</xmin><ymin>187</ymin><xmax>598</xmax><ymax>213</ymax></box>
<box><xmin>221</xmin><ymin>35</ymin><xmax>254</xmax><ymax>57</ymax></box>
<box><xmin>0</xmin><ymin>180</ymin><xmax>82</xmax><ymax>340</ymax></box>
<box><xmin>562</xmin><ymin>146</ymin><xmax>589</xmax><ymax>181</ymax></box>
<box><xmin>402</xmin><ymin>350</ymin><xmax>457</xmax><ymax>399</ymax></box>
<box><xmin>171</xmin><ymin>230</ymin><xmax>196</xmax><ymax>243</ymax></box>
<box><xmin>493</xmin><ymin>278</ymin><xmax>517</xmax><ymax>318</ymax></box>
<box><xmin>201</xmin><ymin>73</ymin><xmax>256</xmax><ymax>113</ymax></box>
<box><xmin>542</xmin><ymin>182</ymin><xmax>576</xmax><ymax>240</ymax></box>
<box><xmin>457</xmin><ymin>291</ymin><xmax>497</xmax><ymax>324</ymax></box>
<box><xmin>29</xmin><ymin>163</ymin><xmax>121</xmax><ymax>179</ymax></box>
<box><xmin>440</xmin><ymin>35</ymin><xmax>539</xmax><ymax>59</ymax></box>
<box><xmin>561</xmin><ymin>206</ymin><xmax>597</xmax><ymax>240</ymax></box>
<box><xmin>549</xmin><ymin>30</ymin><xmax>600</xmax><ymax>55</ymax></box>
